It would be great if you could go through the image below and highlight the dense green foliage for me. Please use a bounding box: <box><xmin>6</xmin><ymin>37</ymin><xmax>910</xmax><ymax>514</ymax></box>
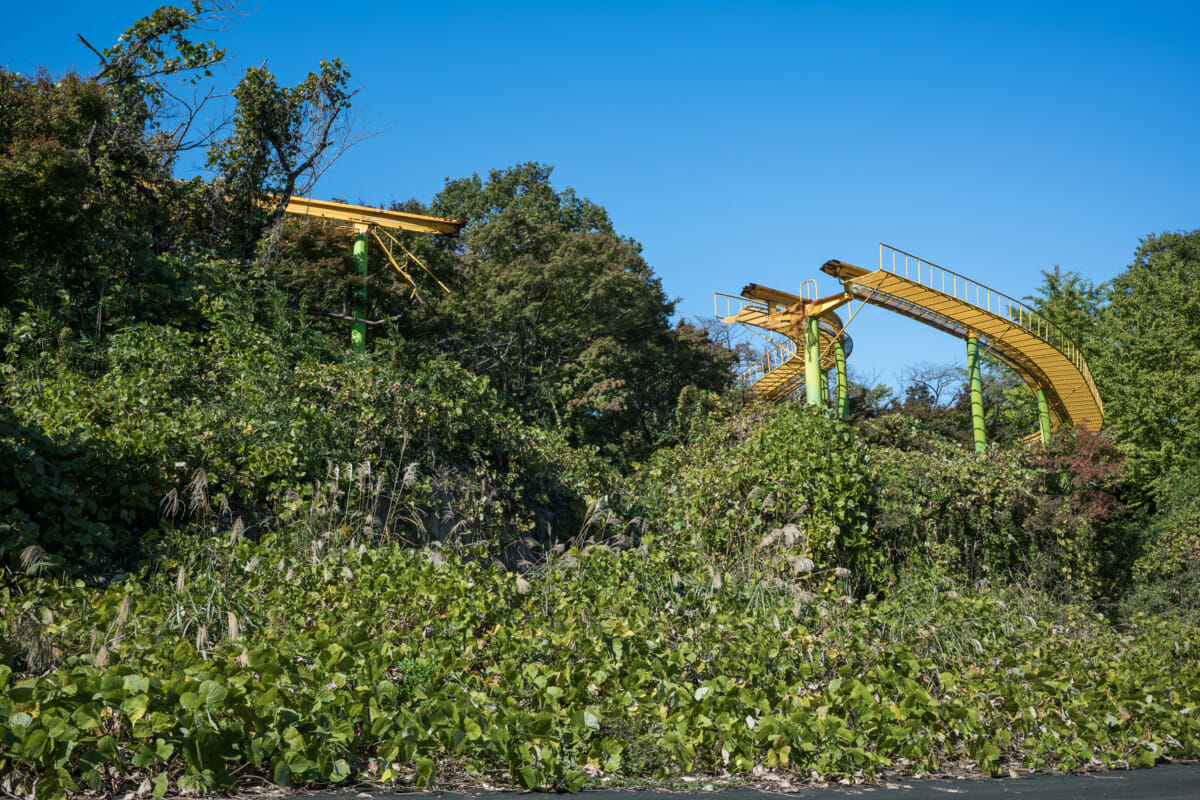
<box><xmin>1093</xmin><ymin>232</ymin><xmax>1200</xmax><ymax>490</ymax></box>
<box><xmin>2</xmin><ymin>4</ymin><xmax>1200</xmax><ymax>798</ymax></box>
<box><xmin>423</xmin><ymin>163</ymin><xmax>734</xmax><ymax>465</ymax></box>
<box><xmin>2</xmin><ymin>533</ymin><xmax>1197</xmax><ymax>796</ymax></box>
<box><xmin>1</xmin><ymin>266</ymin><xmax>616</xmax><ymax>575</ymax></box>
<box><xmin>638</xmin><ymin>404</ymin><xmax>875</xmax><ymax>582</ymax></box>
<box><xmin>1024</xmin><ymin>232</ymin><xmax>1200</xmax><ymax>615</ymax></box>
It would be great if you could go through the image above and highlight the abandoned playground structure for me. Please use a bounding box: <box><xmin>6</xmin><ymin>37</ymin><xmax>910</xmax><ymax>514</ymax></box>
<box><xmin>715</xmin><ymin>244</ymin><xmax>1104</xmax><ymax>449</ymax></box>
<box><xmin>271</xmin><ymin>196</ymin><xmax>1101</xmax><ymax>451</ymax></box>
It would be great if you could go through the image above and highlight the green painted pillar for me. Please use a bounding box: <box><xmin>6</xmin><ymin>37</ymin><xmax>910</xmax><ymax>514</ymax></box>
<box><xmin>804</xmin><ymin>316</ymin><xmax>823</xmax><ymax>407</ymax></box>
<box><xmin>1036</xmin><ymin>388</ymin><xmax>1051</xmax><ymax>444</ymax></box>
<box><xmin>834</xmin><ymin>339</ymin><xmax>849</xmax><ymax>420</ymax></box>
<box><xmin>351</xmin><ymin>230</ymin><xmax>368</xmax><ymax>355</ymax></box>
<box><xmin>967</xmin><ymin>335</ymin><xmax>985</xmax><ymax>452</ymax></box>
<box><xmin>820</xmin><ymin>368</ymin><xmax>830</xmax><ymax>405</ymax></box>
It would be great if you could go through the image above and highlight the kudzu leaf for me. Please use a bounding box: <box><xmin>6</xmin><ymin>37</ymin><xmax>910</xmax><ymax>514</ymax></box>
<box><xmin>414</xmin><ymin>757</ymin><xmax>436</xmax><ymax>787</ymax></box>
<box><xmin>23</xmin><ymin>729</ymin><xmax>49</xmax><ymax>759</ymax></box>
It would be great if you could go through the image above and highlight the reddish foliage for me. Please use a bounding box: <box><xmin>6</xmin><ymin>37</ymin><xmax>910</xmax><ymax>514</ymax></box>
<box><xmin>1028</xmin><ymin>429</ymin><xmax>1125</xmax><ymax>535</ymax></box>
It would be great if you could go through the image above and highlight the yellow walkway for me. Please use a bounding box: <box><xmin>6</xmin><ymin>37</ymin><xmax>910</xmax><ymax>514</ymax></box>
<box><xmin>283</xmin><ymin>196</ymin><xmax>464</xmax><ymax>235</ymax></box>
<box><xmin>716</xmin><ymin>245</ymin><xmax>1103</xmax><ymax>434</ymax></box>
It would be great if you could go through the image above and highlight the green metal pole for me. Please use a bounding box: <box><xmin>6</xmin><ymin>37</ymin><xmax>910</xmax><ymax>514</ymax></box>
<box><xmin>351</xmin><ymin>229</ymin><xmax>368</xmax><ymax>355</ymax></box>
<box><xmin>834</xmin><ymin>339</ymin><xmax>848</xmax><ymax>420</ymax></box>
<box><xmin>820</xmin><ymin>368</ymin><xmax>830</xmax><ymax>405</ymax></box>
<box><xmin>1036</xmin><ymin>388</ymin><xmax>1051</xmax><ymax>444</ymax></box>
<box><xmin>967</xmin><ymin>335</ymin><xmax>985</xmax><ymax>452</ymax></box>
<box><xmin>804</xmin><ymin>316</ymin><xmax>822</xmax><ymax>407</ymax></box>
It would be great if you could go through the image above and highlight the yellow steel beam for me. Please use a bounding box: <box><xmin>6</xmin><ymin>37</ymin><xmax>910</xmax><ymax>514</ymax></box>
<box><xmin>369</xmin><ymin>229</ymin><xmax>420</xmax><ymax>291</ymax></box>
<box><xmin>741</xmin><ymin>283</ymin><xmax>802</xmax><ymax>308</ymax></box>
<box><xmin>374</xmin><ymin>226</ymin><xmax>452</xmax><ymax>294</ymax></box>
<box><xmin>148</xmin><ymin>178</ymin><xmax>467</xmax><ymax>236</ymax></box>
<box><xmin>283</xmin><ymin>195</ymin><xmax>465</xmax><ymax>236</ymax></box>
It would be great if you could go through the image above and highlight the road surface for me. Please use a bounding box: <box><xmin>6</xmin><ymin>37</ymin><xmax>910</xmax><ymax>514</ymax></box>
<box><xmin>297</xmin><ymin>763</ymin><xmax>1199</xmax><ymax>800</ymax></box>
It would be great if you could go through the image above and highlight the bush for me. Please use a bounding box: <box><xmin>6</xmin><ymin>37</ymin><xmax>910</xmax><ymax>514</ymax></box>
<box><xmin>860</xmin><ymin>415</ymin><xmax>1037</xmax><ymax>585</ymax></box>
<box><xmin>1122</xmin><ymin>467</ymin><xmax>1200</xmax><ymax>623</ymax></box>
<box><xmin>635</xmin><ymin>403</ymin><xmax>874</xmax><ymax>585</ymax></box>
<box><xmin>859</xmin><ymin>416</ymin><xmax>1125</xmax><ymax>600</ymax></box>
<box><xmin>0</xmin><ymin>405</ymin><xmax>157</xmax><ymax>577</ymax></box>
<box><xmin>2</xmin><ymin>530</ymin><xmax>1199</xmax><ymax>796</ymax></box>
<box><xmin>2</xmin><ymin>260</ymin><xmax>615</xmax><ymax>577</ymax></box>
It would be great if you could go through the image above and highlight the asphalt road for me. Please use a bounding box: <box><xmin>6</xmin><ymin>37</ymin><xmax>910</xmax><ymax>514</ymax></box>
<box><xmin>300</xmin><ymin>764</ymin><xmax>1200</xmax><ymax>800</ymax></box>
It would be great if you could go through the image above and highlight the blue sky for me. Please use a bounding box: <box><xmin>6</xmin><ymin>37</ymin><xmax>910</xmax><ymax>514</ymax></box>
<box><xmin>4</xmin><ymin>1</ymin><xmax>1198</xmax><ymax>388</ymax></box>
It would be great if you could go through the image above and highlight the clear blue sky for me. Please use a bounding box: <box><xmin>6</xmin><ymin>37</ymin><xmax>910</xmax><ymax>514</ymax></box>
<box><xmin>4</xmin><ymin>1</ymin><xmax>1198</xmax><ymax>388</ymax></box>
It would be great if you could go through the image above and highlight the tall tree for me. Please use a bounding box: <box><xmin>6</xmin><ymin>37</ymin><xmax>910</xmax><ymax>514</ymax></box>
<box><xmin>425</xmin><ymin>163</ymin><xmax>733</xmax><ymax>464</ymax></box>
<box><xmin>0</xmin><ymin>2</ymin><xmax>231</xmax><ymax>327</ymax></box>
<box><xmin>1092</xmin><ymin>230</ymin><xmax>1200</xmax><ymax>493</ymax></box>
<box><xmin>1025</xmin><ymin>265</ymin><xmax>1105</xmax><ymax>358</ymax></box>
<box><xmin>0</xmin><ymin>2</ymin><xmax>362</xmax><ymax>335</ymax></box>
<box><xmin>208</xmin><ymin>58</ymin><xmax>362</xmax><ymax>258</ymax></box>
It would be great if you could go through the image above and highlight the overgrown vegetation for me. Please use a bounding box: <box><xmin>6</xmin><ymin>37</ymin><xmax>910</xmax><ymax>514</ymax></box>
<box><xmin>2</xmin><ymin>3</ymin><xmax>1199</xmax><ymax>798</ymax></box>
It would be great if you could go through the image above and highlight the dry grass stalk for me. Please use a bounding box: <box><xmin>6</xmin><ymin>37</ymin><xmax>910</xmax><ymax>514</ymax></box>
<box><xmin>186</xmin><ymin>469</ymin><xmax>209</xmax><ymax>515</ymax></box>
<box><xmin>19</xmin><ymin>544</ymin><xmax>48</xmax><ymax>574</ymax></box>
<box><xmin>159</xmin><ymin>488</ymin><xmax>183</xmax><ymax>519</ymax></box>
<box><xmin>115</xmin><ymin>594</ymin><xmax>132</xmax><ymax>630</ymax></box>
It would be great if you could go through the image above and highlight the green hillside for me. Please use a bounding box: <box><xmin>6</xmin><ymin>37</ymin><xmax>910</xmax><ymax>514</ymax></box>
<box><xmin>2</xmin><ymin>5</ymin><xmax>1199</xmax><ymax>797</ymax></box>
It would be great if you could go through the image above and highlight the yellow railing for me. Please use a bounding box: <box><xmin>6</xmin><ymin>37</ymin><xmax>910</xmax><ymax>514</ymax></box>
<box><xmin>799</xmin><ymin>278</ymin><xmax>818</xmax><ymax>303</ymax></box>
<box><xmin>737</xmin><ymin>338</ymin><xmax>798</xmax><ymax>387</ymax></box>
<box><xmin>714</xmin><ymin>292</ymin><xmax>768</xmax><ymax>319</ymax></box>
<box><xmin>878</xmin><ymin>244</ymin><xmax>1100</xmax><ymax>410</ymax></box>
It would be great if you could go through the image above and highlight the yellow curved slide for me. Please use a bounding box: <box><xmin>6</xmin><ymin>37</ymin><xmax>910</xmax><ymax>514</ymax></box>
<box><xmin>716</xmin><ymin>244</ymin><xmax>1103</xmax><ymax>435</ymax></box>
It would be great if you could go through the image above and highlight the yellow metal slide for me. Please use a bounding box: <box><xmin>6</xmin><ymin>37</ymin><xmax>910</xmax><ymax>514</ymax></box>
<box><xmin>717</xmin><ymin>244</ymin><xmax>1103</xmax><ymax>435</ymax></box>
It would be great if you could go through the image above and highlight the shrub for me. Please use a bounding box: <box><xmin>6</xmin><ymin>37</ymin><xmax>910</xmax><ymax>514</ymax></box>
<box><xmin>1122</xmin><ymin>466</ymin><xmax>1200</xmax><ymax>623</ymax></box>
<box><xmin>859</xmin><ymin>416</ymin><xmax>1124</xmax><ymax>600</ymax></box>
<box><xmin>636</xmin><ymin>403</ymin><xmax>874</xmax><ymax>584</ymax></box>
<box><xmin>3</xmin><ymin>260</ymin><xmax>614</xmax><ymax>577</ymax></box>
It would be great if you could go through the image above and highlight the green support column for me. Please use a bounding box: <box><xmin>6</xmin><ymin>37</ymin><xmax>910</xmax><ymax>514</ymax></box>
<box><xmin>351</xmin><ymin>229</ymin><xmax>368</xmax><ymax>355</ymax></box>
<box><xmin>834</xmin><ymin>339</ymin><xmax>849</xmax><ymax>419</ymax></box>
<box><xmin>1036</xmin><ymin>388</ymin><xmax>1052</xmax><ymax>444</ymax></box>
<box><xmin>820</xmin><ymin>368</ymin><xmax>830</xmax><ymax>405</ymax></box>
<box><xmin>967</xmin><ymin>335</ymin><xmax>986</xmax><ymax>452</ymax></box>
<box><xmin>804</xmin><ymin>316</ymin><xmax>823</xmax><ymax>407</ymax></box>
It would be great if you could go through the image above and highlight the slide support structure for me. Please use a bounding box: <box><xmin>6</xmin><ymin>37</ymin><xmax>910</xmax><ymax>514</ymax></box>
<box><xmin>1037</xmin><ymin>388</ymin><xmax>1052</xmax><ymax>444</ymax></box>
<box><xmin>967</xmin><ymin>335</ymin><xmax>985</xmax><ymax>452</ymax></box>
<box><xmin>351</xmin><ymin>228</ymin><xmax>369</xmax><ymax>355</ymax></box>
<box><xmin>804</xmin><ymin>317</ymin><xmax>823</xmax><ymax>406</ymax></box>
<box><xmin>834</xmin><ymin>339</ymin><xmax>849</xmax><ymax>419</ymax></box>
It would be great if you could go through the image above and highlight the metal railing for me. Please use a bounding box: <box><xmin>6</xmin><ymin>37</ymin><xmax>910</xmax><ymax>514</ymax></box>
<box><xmin>878</xmin><ymin>244</ymin><xmax>1101</xmax><ymax>411</ymax></box>
<box><xmin>713</xmin><ymin>278</ymin><xmax>819</xmax><ymax>320</ymax></box>
<box><xmin>799</xmin><ymin>278</ymin><xmax>817</xmax><ymax>303</ymax></box>
<box><xmin>716</xmin><ymin>291</ymin><xmax>853</xmax><ymax>387</ymax></box>
<box><xmin>714</xmin><ymin>292</ymin><xmax>766</xmax><ymax>320</ymax></box>
<box><xmin>737</xmin><ymin>338</ymin><xmax>799</xmax><ymax>387</ymax></box>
